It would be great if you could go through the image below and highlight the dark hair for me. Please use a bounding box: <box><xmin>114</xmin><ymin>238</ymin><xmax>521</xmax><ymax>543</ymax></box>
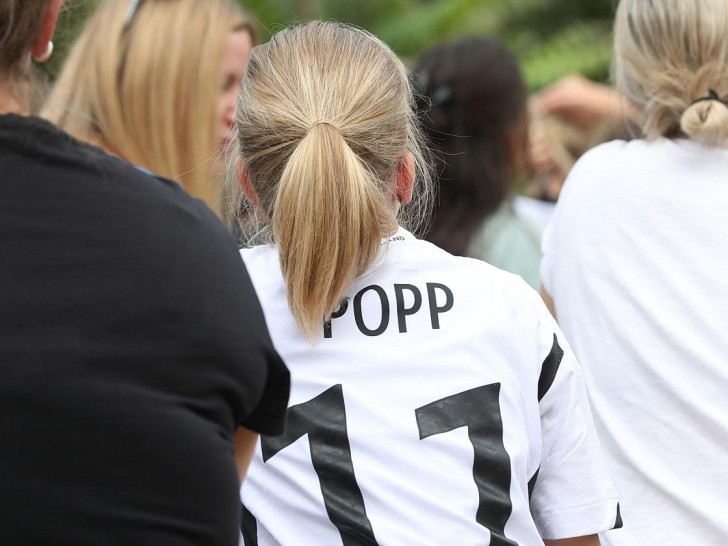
<box><xmin>415</xmin><ymin>37</ymin><xmax>528</xmax><ymax>256</ymax></box>
<box><xmin>0</xmin><ymin>0</ymin><xmax>49</xmax><ymax>79</ymax></box>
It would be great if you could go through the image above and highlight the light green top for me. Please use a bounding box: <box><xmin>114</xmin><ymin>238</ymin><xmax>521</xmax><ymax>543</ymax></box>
<box><xmin>466</xmin><ymin>199</ymin><xmax>543</xmax><ymax>290</ymax></box>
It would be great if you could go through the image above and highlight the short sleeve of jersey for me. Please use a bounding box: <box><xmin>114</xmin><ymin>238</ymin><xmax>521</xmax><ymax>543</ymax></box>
<box><xmin>529</xmin><ymin>294</ymin><xmax>622</xmax><ymax>539</ymax></box>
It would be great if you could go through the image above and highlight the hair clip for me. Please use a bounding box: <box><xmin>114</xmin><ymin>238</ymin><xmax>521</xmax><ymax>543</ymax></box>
<box><xmin>691</xmin><ymin>89</ymin><xmax>723</xmax><ymax>105</ymax></box>
<box><xmin>432</xmin><ymin>85</ymin><xmax>453</xmax><ymax>106</ymax></box>
<box><xmin>414</xmin><ymin>70</ymin><xmax>453</xmax><ymax>107</ymax></box>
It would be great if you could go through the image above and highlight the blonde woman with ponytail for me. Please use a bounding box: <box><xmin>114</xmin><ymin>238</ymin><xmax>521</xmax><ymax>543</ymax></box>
<box><xmin>234</xmin><ymin>21</ymin><xmax>620</xmax><ymax>546</ymax></box>
<box><xmin>43</xmin><ymin>0</ymin><xmax>256</xmax><ymax>215</ymax></box>
<box><xmin>541</xmin><ymin>1</ymin><xmax>728</xmax><ymax>544</ymax></box>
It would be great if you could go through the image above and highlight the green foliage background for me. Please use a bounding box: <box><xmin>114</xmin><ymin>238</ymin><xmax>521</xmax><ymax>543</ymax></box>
<box><xmin>51</xmin><ymin>0</ymin><xmax>619</xmax><ymax>91</ymax></box>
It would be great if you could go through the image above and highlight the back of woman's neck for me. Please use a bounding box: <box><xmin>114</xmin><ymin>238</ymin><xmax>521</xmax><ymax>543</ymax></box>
<box><xmin>0</xmin><ymin>79</ymin><xmax>30</xmax><ymax>116</ymax></box>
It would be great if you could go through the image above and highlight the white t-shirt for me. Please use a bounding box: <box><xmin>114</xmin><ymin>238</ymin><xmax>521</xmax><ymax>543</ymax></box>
<box><xmin>513</xmin><ymin>195</ymin><xmax>556</xmax><ymax>232</ymax></box>
<box><xmin>241</xmin><ymin>228</ymin><xmax>619</xmax><ymax>545</ymax></box>
<box><xmin>541</xmin><ymin>139</ymin><xmax>728</xmax><ymax>546</ymax></box>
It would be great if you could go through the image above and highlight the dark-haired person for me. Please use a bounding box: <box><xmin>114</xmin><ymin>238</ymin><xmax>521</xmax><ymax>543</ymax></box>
<box><xmin>231</xmin><ymin>21</ymin><xmax>620</xmax><ymax>546</ymax></box>
<box><xmin>541</xmin><ymin>0</ymin><xmax>728</xmax><ymax>544</ymax></box>
<box><xmin>415</xmin><ymin>38</ymin><xmax>541</xmax><ymax>289</ymax></box>
<box><xmin>0</xmin><ymin>1</ymin><xmax>288</xmax><ymax>544</ymax></box>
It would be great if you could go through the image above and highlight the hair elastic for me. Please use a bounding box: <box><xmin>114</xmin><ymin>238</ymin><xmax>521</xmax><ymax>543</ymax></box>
<box><xmin>691</xmin><ymin>89</ymin><xmax>722</xmax><ymax>106</ymax></box>
<box><xmin>310</xmin><ymin>120</ymin><xmax>340</xmax><ymax>131</ymax></box>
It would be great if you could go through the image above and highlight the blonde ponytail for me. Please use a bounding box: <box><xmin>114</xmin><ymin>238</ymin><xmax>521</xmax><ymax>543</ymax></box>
<box><xmin>274</xmin><ymin>122</ymin><xmax>393</xmax><ymax>337</ymax></box>
<box><xmin>234</xmin><ymin>22</ymin><xmax>433</xmax><ymax>339</ymax></box>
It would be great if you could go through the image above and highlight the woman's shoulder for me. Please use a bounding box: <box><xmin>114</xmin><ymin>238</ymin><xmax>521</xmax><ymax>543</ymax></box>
<box><xmin>240</xmin><ymin>244</ymin><xmax>279</xmax><ymax>269</ymax></box>
<box><xmin>557</xmin><ymin>138</ymin><xmax>655</xmax><ymax>201</ymax></box>
<box><xmin>242</xmin><ymin>234</ymin><xmax>535</xmax><ymax>300</ymax></box>
<box><xmin>7</xmin><ymin>115</ymin><xmax>200</xmax><ymax>202</ymax></box>
<box><xmin>572</xmin><ymin>138</ymin><xmax>631</xmax><ymax>170</ymax></box>
<box><xmin>2</xmin><ymin>115</ymin><xmax>239</xmax><ymax>270</ymax></box>
<box><xmin>573</xmin><ymin>137</ymin><xmax>694</xmax><ymax>173</ymax></box>
<box><xmin>239</xmin><ymin>244</ymin><xmax>285</xmax><ymax>294</ymax></box>
<box><xmin>401</xmin><ymin>236</ymin><xmax>540</xmax><ymax>302</ymax></box>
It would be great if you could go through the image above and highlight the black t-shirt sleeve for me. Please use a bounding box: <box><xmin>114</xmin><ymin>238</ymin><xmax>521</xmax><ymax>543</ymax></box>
<box><xmin>177</xmin><ymin>198</ymin><xmax>291</xmax><ymax>435</ymax></box>
<box><xmin>239</xmin><ymin>347</ymin><xmax>290</xmax><ymax>435</ymax></box>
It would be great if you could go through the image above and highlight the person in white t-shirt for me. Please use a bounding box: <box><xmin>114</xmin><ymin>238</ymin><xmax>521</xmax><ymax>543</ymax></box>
<box><xmin>541</xmin><ymin>1</ymin><xmax>728</xmax><ymax>545</ymax></box>
<box><xmin>230</xmin><ymin>21</ymin><xmax>621</xmax><ymax>546</ymax></box>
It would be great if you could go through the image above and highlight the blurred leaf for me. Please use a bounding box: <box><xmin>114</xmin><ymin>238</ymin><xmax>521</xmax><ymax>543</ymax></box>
<box><xmin>520</xmin><ymin>21</ymin><xmax>613</xmax><ymax>90</ymax></box>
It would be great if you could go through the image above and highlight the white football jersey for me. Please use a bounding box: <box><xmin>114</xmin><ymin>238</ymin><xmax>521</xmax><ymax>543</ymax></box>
<box><xmin>240</xmin><ymin>228</ymin><xmax>620</xmax><ymax>546</ymax></box>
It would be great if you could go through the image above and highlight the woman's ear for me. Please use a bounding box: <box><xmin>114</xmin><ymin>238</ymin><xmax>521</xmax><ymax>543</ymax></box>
<box><xmin>396</xmin><ymin>151</ymin><xmax>415</xmax><ymax>205</ymax></box>
<box><xmin>235</xmin><ymin>157</ymin><xmax>260</xmax><ymax>206</ymax></box>
<box><xmin>30</xmin><ymin>0</ymin><xmax>63</xmax><ymax>61</ymax></box>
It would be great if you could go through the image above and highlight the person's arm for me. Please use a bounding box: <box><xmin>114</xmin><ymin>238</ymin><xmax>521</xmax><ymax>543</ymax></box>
<box><xmin>534</xmin><ymin>74</ymin><xmax>635</xmax><ymax>125</ymax></box>
<box><xmin>540</xmin><ymin>285</ymin><xmax>557</xmax><ymax>320</ymax></box>
<box><xmin>545</xmin><ymin>535</ymin><xmax>601</xmax><ymax>546</ymax></box>
<box><xmin>234</xmin><ymin>426</ymin><xmax>259</xmax><ymax>485</ymax></box>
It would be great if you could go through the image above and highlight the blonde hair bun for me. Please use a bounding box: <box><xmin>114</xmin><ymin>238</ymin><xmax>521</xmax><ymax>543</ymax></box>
<box><xmin>680</xmin><ymin>96</ymin><xmax>728</xmax><ymax>145</ymax></box>
<box><xmin>614</xmin><ymin>0</ymin><xmax>728</xmax><ymax>145</ymax></box>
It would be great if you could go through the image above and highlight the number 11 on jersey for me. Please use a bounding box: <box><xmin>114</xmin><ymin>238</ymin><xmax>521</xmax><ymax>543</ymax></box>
<box><xmin>243</xmin><ymin>383</ymin><xmax>516</xmax><ymax>545</ymax></box>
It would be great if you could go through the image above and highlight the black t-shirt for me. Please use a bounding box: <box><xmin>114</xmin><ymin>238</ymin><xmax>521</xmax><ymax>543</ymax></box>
<box><xmin>0</xmin><ymin>115</ymin><xmax>289</xmax><ymax>545</ymax></box>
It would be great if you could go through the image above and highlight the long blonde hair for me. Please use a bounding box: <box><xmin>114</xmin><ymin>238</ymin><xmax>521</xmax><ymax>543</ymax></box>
<box><xmin>234</xmin><ymin>21</ymin><xmax>432</xmax><ymax>338</ymax></box>
<box><xmin>614</xmin><ymin>0</ymin><xmax>728</xmax><ymax>145</ymax></box>
<box><xmin>42</xmin><ymin>0</ymin><xmax>254</xmax><ymax>213</ymax></box>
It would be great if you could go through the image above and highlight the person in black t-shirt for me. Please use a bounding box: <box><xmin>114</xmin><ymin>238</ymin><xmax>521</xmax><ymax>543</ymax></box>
<box><xmin>0</xmin><ymin>2</ymin><xmax>289</xmax><ymax>545</ymax></box>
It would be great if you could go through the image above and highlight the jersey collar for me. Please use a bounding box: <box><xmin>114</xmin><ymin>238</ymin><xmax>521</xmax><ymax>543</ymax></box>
<box><xmin>380</xmin><ymin>225</ymin><xmax>414</xmax><ymax>246</ymax></box>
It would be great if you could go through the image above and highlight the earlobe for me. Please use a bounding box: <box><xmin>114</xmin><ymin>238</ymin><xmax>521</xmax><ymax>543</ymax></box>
<box><xmin>235</xmin><ymin>157</ymin><xmax>260</xmax><ymax>206</ymax></box>
<box><xmin>395</xmin><ymin>152</ymin><xmax>415</xmax><ymax>205</ymax></box>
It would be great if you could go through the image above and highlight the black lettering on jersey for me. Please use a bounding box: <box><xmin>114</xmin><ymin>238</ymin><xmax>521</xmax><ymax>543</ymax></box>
<box><xmin>322</xmin><ymin>282</ymin><xmax>455</xmax><ymax>338</ymax></box>
<box><xmin>394</xmin><ymin>284</ymin><xmax>422</xmax><ymax>333</ymax></box>
<box><xmin>381</xmin><ymin>235</ymin><xmax>405</xmax><ymax>245</ymax></box>
<box><xmin>426</xmin><ymin>283</ymin><xmax>454</xmax><ymax>329</ymax></box>
<box><xmin>250</xmin><ymin>384</ymin><xmax>518</xmax><ymax>545</ymax></box>
<box><xmin>324</xmin><ymin>299</ymin><xmax>350</xmax><ymax>339</ymax></box>
<box><xmin>354</xmin><ymin>285</ymin><xmax>389</xmax><ymax>336</ymax></box>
